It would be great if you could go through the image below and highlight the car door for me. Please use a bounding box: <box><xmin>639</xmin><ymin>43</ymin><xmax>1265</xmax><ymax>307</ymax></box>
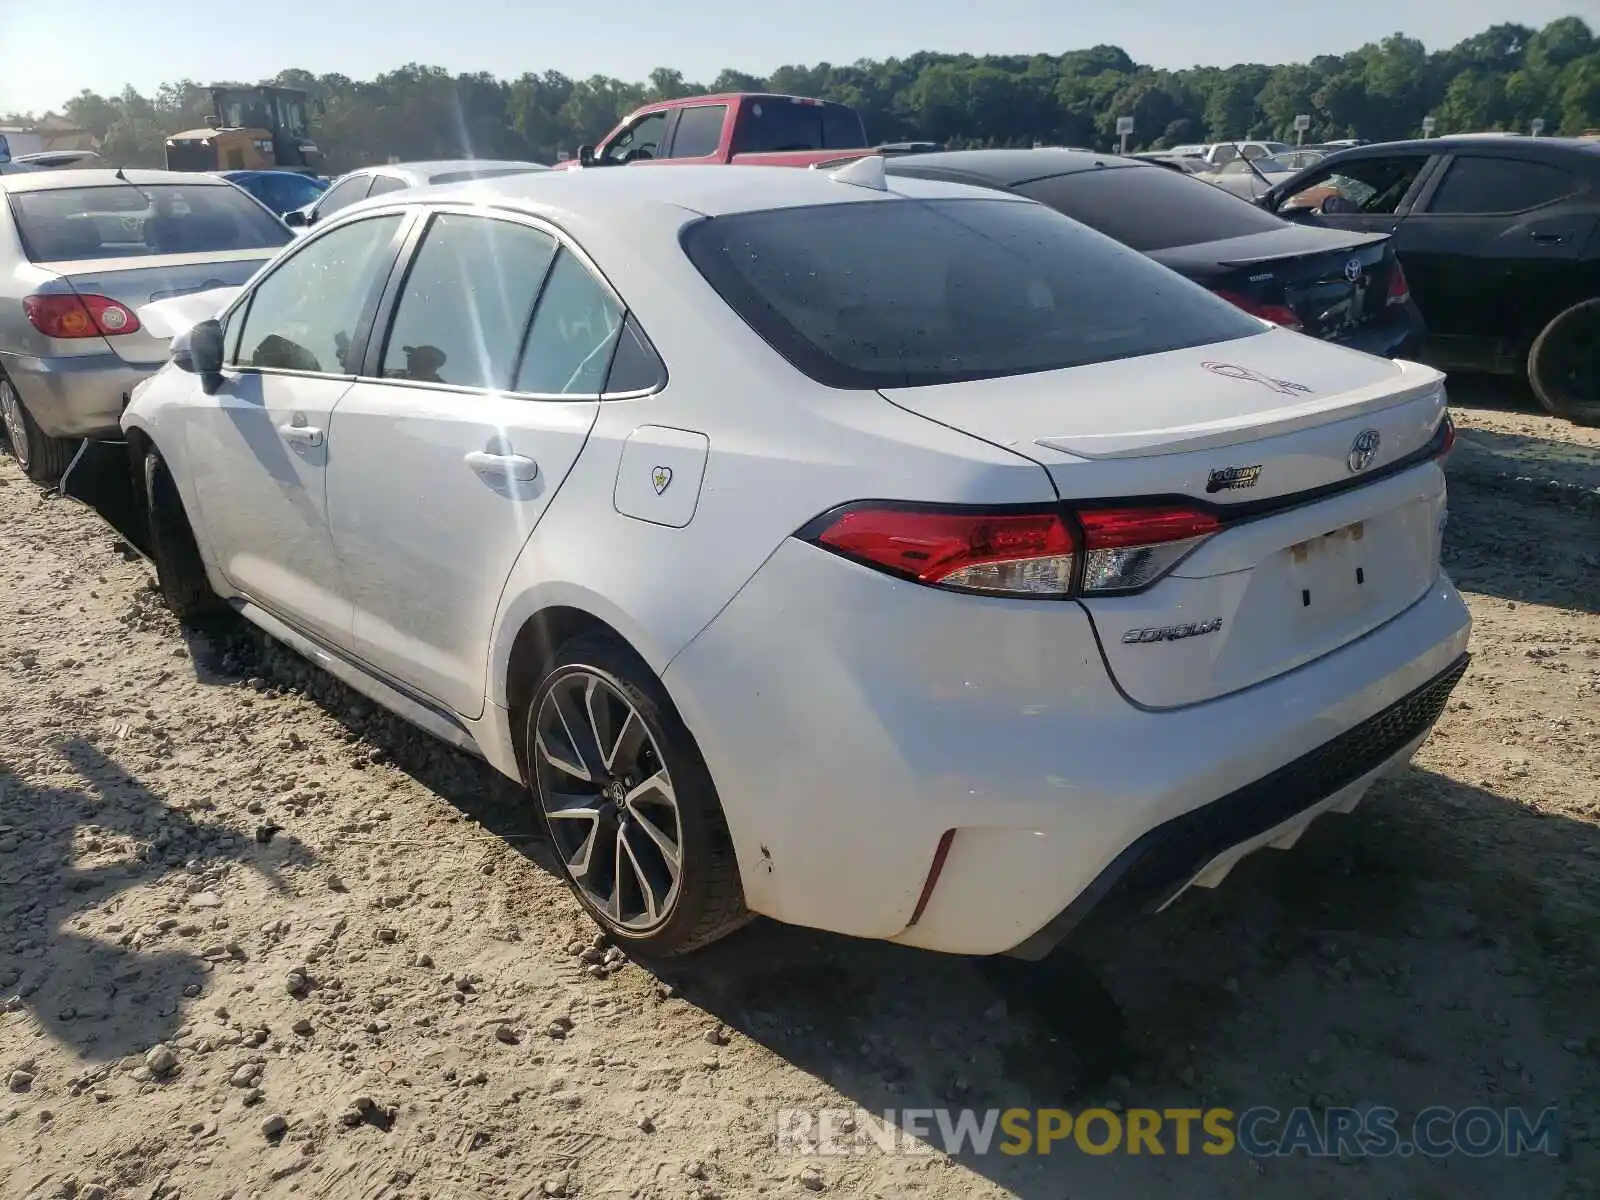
<box><xmin>185</xmin><ymin>211</ymin><xmax>411</xmax><ymax>645</ymax></box>
<box><xmin>325</xmin><ymin>209</ymin><xmax>620</xmax><ymax>717</ymax></box>
<box><xmin>599</xmin><ymin>110</ymin><xmax>674</xmax><ymax>166</ymax></box>
<box><xmin>1388</xmin><ymin>152</ymin><xmax>1595</xmax><ymax>364</ymax></box>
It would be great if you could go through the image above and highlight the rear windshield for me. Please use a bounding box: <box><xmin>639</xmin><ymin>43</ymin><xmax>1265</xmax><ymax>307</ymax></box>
<box><xmin>732</xmin><ymin>99</ymin><xmax>867</xmax><ymax>154</ymax></box>
<box><xmin>1015</xmin><ymin>166</ymin><xmax>1289</xmax><ymax>252</ymax></box>
<box><xmin>682</xmin><ymin>197</ymin><xmax>1261</xmax><ymax>389</ymax></box>
<box><xmin>12</xmin><ymin>183</ymin><xmax>292</xmax><ymax>262</ymax></box>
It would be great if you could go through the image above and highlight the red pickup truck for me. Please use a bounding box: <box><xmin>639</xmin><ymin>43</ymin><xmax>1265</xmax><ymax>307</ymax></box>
<box><xmin>572</xmin><ymin>93</ymin><xmax>877</xmax><ymax>169</ymax></box>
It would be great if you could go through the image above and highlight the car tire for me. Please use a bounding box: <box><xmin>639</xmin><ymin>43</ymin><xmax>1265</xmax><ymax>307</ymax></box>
<box><xmin>1528</xmin><ymin>297</ymin><xmax>1600</xmax><ymax>427</ymax></box>
<box><xmin>0</xmin><ymin>374</ymin><xmax>80</xmax><ymax>485</ymax></box>
<box><xmin>523</xmin><ymin>632</ymin><xmax>751</xmax><ymax>957</ymax></box>
<box><xmin>143</xmin><ymin>448</ymin><xmax>228</xmax><ymax>624</ymax></box>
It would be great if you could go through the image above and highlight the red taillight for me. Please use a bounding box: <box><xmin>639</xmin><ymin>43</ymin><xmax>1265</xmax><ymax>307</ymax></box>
<box><xmin>811</xmin><ymin>506</ymin><xmax>1077</xmax><ymax>597</ymax></box>
<box><xmin>804</xmin><ymin>502</ymin><xmax>1220</xmax><ymax>598</ymax></box>
<box><xmin>23</xmin><ymin>293</ymin><xmax>141</xmax><ymax>339</ymax></box>
<box><xmin>1435</xmin><ymin>412</ymin><xmax>1456</xmax><ymax>458</ymax></box>
<box><xmin>1211</xmin><ymin>289</ymin><xmax>1303</xmax><ymax>331</ymax></box>
<box><xmin>1077</xmin><ymin>506</ymin><xmax>1221</xmax><ymax>593</ymax></box>
<box><xmin>1387</xmin><ymin>261</ymin><xmax>1411</xmax><ymax>306</ymax></box>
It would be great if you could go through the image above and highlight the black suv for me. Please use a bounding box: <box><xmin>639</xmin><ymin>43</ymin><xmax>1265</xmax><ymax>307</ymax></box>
<box><xmin>1257</xmin><ymin>136</ymin><xmax>1600</xmax><ymax>424</ymax></box>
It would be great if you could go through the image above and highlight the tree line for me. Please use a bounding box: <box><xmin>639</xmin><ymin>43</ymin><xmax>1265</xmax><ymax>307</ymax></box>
<box><xmin>7</xmin><ymin>17</ymin><xmax>1597</xmax><ymax>174</ymax></box>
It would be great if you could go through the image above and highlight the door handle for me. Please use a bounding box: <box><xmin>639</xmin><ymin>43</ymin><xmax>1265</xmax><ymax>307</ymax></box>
<box><xmin>1529</xmin><ymin>231</ymin><xmax>1566</xmax><ymax>245</ymax></box>
<box><xmin>277</xmin><ymin>422</ymin><xmax>324</xmax><ymax>447</ymax></box>
<box><xmin>465</xmin><ymin>450</ymin><xmax>539</xmax><ymax>482</ymax></box>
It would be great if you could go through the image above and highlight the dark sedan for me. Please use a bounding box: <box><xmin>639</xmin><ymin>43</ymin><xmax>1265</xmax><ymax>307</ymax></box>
<box><xmin>883</xmin><ymin>149</ymin><xmax>1424</xmax><ymax>361</ymax></box>
<box><xmin>1255</xmin><ymin>136</ymin><xmax>1600</xmax><ymax>424</ymax></box>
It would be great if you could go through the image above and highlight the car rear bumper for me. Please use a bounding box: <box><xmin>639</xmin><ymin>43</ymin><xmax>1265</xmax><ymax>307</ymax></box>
<box><xmin>1333</xmin><ymin>302</ymin><xmax>1425</xmax><ymax>359</ymax></box>
<box><xmin>663</xmin><ymin>538</ymin><xmax>1472</xmax><ymax>956</ymax></box>
<box><xmin>0</xmin><ymin>350</ymin><xmax>152</xmax><ymax>438</ymax></box>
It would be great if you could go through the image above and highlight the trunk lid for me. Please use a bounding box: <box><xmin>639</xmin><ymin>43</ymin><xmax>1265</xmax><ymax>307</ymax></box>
<box><xmin>880</xmin><ymin>329</ymin><xmax>1451</xmax><ymax>708</ymax></box>
<box><xmin>1151</xmin><ymin>227</ymin><xmax>1398</xmax><ymax>343</ymax></box>
<box><xmin>48</xmin><ymin>250</ymin><xmax>270</xmax><ymax>365</ymax></box>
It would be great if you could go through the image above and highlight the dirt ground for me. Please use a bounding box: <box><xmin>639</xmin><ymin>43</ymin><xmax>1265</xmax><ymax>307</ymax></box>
<box><xmin>1</xmin><ymin>384</ymin><xmax>1597</xmax><ymax>1200</ymax></box>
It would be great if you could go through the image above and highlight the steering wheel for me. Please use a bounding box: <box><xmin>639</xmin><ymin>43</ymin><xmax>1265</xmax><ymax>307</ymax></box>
<box><xmin>622</xmin><ymin>146</ymin><xmax>654</xmax><ymax>163</ymax></box>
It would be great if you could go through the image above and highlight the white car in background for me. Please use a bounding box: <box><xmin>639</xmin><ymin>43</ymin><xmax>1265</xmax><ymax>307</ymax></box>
<box><xmin>283</xmin><ymin>159</ymin><xmax>549</xmax><ymax>233</ymax></box>
<box><xmin>122</xmin><ymin>161</ymin><xmax>1471</xmax><ymax>959</ymax></box>
<box><xmin>1203</xmin><ymin>149</ymin><xmax>1329</xmax><ymax>200</ymax></box>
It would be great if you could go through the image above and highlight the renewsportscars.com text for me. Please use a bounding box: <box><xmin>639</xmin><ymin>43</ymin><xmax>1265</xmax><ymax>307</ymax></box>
<box><xmin>775</xmin><ymin>1105</ymin><xmax>1563</xmax><ymax>1159</ymax></box>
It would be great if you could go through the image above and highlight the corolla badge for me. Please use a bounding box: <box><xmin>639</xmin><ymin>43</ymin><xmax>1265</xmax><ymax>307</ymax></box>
<box><xmin>1344</xmin><ymin>258</ymin><xmax>1363</xmax><ymax>283</ymax></box>
<box><xmin>1347</xmin><ymin>429</ymin><xmax>1381</xmax><ymax>474</ymax></box>
<box><xmin>1201</xmin><ymin>362</ymin><xmax>1314</xmax><ymax>397</ymax></box>
<box><xmin>1122</xmin><ymin>618</ymin><xmax>1223</xmax><ymax>644</ymax></box>
<box><xmin>651</xmin><ymin>465</ymin><xmax>673</xmax><ymax>495</ymax></box>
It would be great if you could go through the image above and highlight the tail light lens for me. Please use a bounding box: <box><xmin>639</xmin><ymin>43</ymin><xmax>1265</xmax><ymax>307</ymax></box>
<box><xmin>1210</xmin><ymin>289</ymin><xmax>1303</xmax><ymax>331</ymax></box>
<box><xmin>1387</xmin><ymin>261</ymin><xmax>1411</xmax><ymax>306</ymax></box>
<box><xmin>802</xmin><ymin>502</ymin><xmax>1220</xmax><ymax>599</ymax></box>
<box><xmin>809</xmin><ymin>506</ymin><xmax>1077</xmax><ymax>598</ymax></box>
<box><xmin>1077</xmin><ymin>506</ymin><xmax>1221</xmax><ymax>593</ymax></box>
<box><xmin>23</xmin><ymin>293</ymin><xmax>142</xmax><ymax>339</ymax></box>
<box><xmin>1434</xmin><ymin>412</ymin><xmax>1456</xmax><ymax>458</ymax></box>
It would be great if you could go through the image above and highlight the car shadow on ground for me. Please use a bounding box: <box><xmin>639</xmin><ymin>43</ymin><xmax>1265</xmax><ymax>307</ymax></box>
<box><xmin>1441</xmin><ymin>478</ymin><xmax>1599</xmax><ymax>615</ymax></box>
<box><xmin>650</xmin><ymin>766</ymin><xmax>1600</xmax><ymax>1197</ymax></box>
<box><xmin>0</xmin><ymin>738</ymin><xmax>316</xmax><ymax>1064</ymax></box>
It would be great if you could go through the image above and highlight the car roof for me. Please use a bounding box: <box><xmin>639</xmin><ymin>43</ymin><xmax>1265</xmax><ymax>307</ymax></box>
<box><xmin>1329</xmin><ymin>135</ymin><xmax>1600</xmax><ymax>158</ymax></box>
<box><xmin>0</xmin><ymin>167</ymin><xmax>235</xmax><ymax>193</ymax></box>
<box><xmin>361</xmin><ymin>160</ymin><xmax>1017</xmax><ymax>221</ymax></box>
<box><xmin>879</xmin><ymin>148</ymin><xmax>1156</xmax><ymax>187</ymax></box>
<box><xmin>352</xmin><ymin>159</ymin><xmax>546</xmax><ymax>179</ymax></box>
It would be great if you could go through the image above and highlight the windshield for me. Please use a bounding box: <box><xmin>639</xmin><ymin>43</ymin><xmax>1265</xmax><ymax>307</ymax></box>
<box><xmin>273</xmin><ymin>94</ymin><xmax>308</xmax><ymax>138</ymax></box>
<box><xmin>12</xmin><ymin>183</ymin><xmax>293</xmax><ymax>262</ymax></box>
<box><xmin>1013</xmin><ymin>166</ymin><xmax>1287</xmax><ymax>252</ymax></box>
<box><xmin>682</xmin><ymin>197</ymin><xmax>1260</xmax><ymax>389</ymax></box>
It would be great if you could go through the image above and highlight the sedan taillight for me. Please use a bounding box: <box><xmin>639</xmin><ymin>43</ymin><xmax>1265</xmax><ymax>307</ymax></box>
<box><xmin>1211</xmin><ymin>289</ymin><xmax>1303</xmax><ymax>331</ymax></box>
<box><xmin>800</xmin><ymin>502</ymin><xmax>1220</xmax><ymax>599</ymax></box>
<box><xmin>23</xmin><ymin>293</ymin><xmax>142</xmax><ymax>339</ymax></box>
<box><xmin>1387</xmin><ymin>261</ymin><xmax>1412</xmax><ymax>306</ymax></box>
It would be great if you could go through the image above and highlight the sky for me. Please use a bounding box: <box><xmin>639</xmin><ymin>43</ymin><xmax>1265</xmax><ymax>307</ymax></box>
<box><xmin>0</xmin><ymin>0</ymin><xmax>1589</xmax><ymax>116</ymax></box>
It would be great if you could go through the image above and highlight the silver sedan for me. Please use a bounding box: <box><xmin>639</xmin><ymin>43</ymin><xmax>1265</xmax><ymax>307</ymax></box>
<box><xmin>0</xmin><ymin>168</ymin><xmax>292</xmax><ymax>482</ymax></box>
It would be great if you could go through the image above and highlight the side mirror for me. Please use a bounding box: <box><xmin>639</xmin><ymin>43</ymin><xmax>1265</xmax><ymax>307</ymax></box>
<box><xmin>577</xmin><ymin>144</ymin><xmax>595</xmax><ymax>168</ymax></box>
<box><xmin>283</xmin><ymin>207</ymin><xmax>309</xmax><ymax>228</ymax></box>
<box><xmin>176</xmin><ymin>318</ymin><xmax>227</xmax><ymax>394</ymax></box>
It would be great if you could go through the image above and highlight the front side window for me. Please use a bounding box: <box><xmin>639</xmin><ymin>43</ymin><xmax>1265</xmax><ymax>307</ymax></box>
<box><xmin>365</xmin><ymin>175</ymin><xmax>409</xmax><ymax>198</ymax></box>
<box><xmin>513</xmin><ymin>250</ymin><xmax>624</xmax><ymax>394</ymax></box>
<box><xmin>1425</xmin><ymin>156</ymin><xmax>1578</xmax><ymax>215</ymax></box>
<box><xmin>666</xmin><ymin>105</ymin><xmax>728</xmax><ymax>159</ymax></box>
<box><xmin>1278</xmin><ymin>155</ymin><xmax>1430</xmax><ymax>215</ymax></box>
<box><xmin>315</xmin><ymin>175</ymin><xmax>374</xmax><ymax>220</ymax></box>
<box><xmin>13</xmin><ymin>183</ymin><xmax>292</xmax><ymax>262</ymax></box>
<box><xmin>683</xmin><ymin>197</ymin><xmax>1262</xmax><ymax>389</ymax></box>
<box><xmin>602</xmin><ymin>112</ymin><xmax>669</xmax><ymax>164</ymax></box>
<box><xmin>231</xmin><ymin>215</ymin><xmax>403</xmax><ymax>374</ymax></box>
<box><xmin>380</xmin><ymin>213</ymin><xmax>558</xmax><ymax>390</ymax></box>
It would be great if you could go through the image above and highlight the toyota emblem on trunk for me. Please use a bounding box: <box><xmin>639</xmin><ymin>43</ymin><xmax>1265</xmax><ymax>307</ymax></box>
<box><xmin>1344</xmin><ymin>258</ymin><xmax>1363</xmax><ymax>283</ymax></box>
<box><xmin>1348</xmin><ymin>429</ymin><xmax>1381</xmax><ymax>473</ymax></box>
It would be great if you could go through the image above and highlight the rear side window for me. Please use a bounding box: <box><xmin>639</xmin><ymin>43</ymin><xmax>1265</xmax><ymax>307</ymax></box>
<box><xmin>733</xmin><ymin>99</ymin><xmax>867</xmax><ymax>154</ymax></box>
<box><xmin>667</xmin><ymin>105</ymin><xmax>728</xmax><ymax>159</ymax></box>
<box><xmin>380</xmin><ymin>214</ymin><xmax>558</xmax><ymax>389</ymax></box>
<box><xmin>13</xmin><ymin>183</ymin><xmax>292</xmax><ymax>262</ymax></box>
<box><xmin>514</xmin><ymin>250</ymin><xmax>624</xmax><ymax>394</ymax></box>
<box><xmin>1014</xmin><ymin>167</ymin><xmax>1287</xmax><ymax>252</ymax></box>
<box><xmin>1425</xmin><ymin>156</ymin><xmax>1579</xmax><ymax>215</ymax></box>
<box><xmin>683</xmin><ymin>197</ymin><xmax>1262</xmax><ymax>389</ymax></box>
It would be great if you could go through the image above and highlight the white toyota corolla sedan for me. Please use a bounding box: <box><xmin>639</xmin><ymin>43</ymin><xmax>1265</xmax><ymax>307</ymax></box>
<box><xmin>121</xmin><ymin>159</ymin><xmax>1471</xmax><ymax>960</ymax></box>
